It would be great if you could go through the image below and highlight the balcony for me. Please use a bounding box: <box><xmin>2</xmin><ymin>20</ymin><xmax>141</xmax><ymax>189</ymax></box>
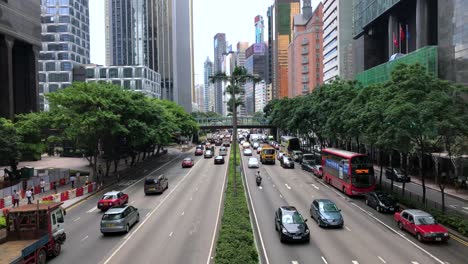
<box><xmin>301</xmin><ymin>77</ymin><xmax>309</xmax><ymax>83</ymax></box>
<box><xmin>301</xmin><ymin>58</ymin><xmax>309</xmax><ymax>64</ymax></box>
<box><xmin>302</xmin><ymin>38</ymin><xmax>309</xmax><ymax>45</ymax></box>
<box><xmin>355</xmin><ymin>46</ymin><xmax>438</xmax><ymax>86</ymax></box>
<box><xmin>301</xmin><ymin>47</ymin><xmax>309</xmax><ymax>55</ymax></box>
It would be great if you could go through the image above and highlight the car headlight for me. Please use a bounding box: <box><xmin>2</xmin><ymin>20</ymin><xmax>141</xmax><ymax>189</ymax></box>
<box><xmin>282</xmin><ymin>228</ymin><xmax>288</xmax><ymax>234</ymax></box>
<box><xmin>305</xmin><ymin>229</ymin><xmax>310</xmax><ymax>234</ymax></box>
<box><xmin>444</xmin><ymin>233</ymin><xmax>449</xmax><ymax>236</ymax></box>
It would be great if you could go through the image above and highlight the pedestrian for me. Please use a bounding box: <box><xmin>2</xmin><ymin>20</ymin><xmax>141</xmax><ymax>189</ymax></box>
<box><xmin>30</xmin><ymin>188</ymin><xmax>35</xmax><ymax>201</ymax></box>
<box><xmin>12</xmin><ymin>190</ymin><xmax>20</xmax><ymax>207</ymax></box>
<box><xmin>26</xmin><ymin>188</ymin><xmax>33</xmax><ymax>204</ymax></box>
<box><xmin>53</xmin><ymin>181</ymin><xmax>57</xmax><ymax>194</ymax></box>
<box><xmin>70</xmin><ymin>175</ymin><xmax>76</xmax><ymax>189</ymax></box>
<box><xmin>40</xmin><ymin>178</ymin><xmax>46</xmax><ymax>193</ymax></box>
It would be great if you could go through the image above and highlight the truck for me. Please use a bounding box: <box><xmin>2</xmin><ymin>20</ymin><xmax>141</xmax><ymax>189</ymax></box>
<box><xmin>260</xmin><ymin>146</ymin><xmax>276</xmax><ymax>165</ymax></box>
<box><xmin>0</xmin><ymin>202</ymin><xmax>67</xmax><ymax>264</ymax></box>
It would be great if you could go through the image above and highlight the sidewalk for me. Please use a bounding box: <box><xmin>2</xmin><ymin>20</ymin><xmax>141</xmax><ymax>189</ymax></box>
<box><xmin>374</xmin><ymin>166</ymin><xmax>468</xmax><ymax>202</ymax></box>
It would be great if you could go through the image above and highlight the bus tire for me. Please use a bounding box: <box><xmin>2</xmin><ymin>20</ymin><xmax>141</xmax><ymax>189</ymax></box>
<box><xmin>38</xmin><ymin>249</ymin><xmax>47</xmax><ymax>264</ymax></box>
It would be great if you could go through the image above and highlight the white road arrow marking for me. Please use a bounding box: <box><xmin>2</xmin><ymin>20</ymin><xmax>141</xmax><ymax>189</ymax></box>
<box><xmin>285</xmin><ymin>184</ymin><xmax>291</xmax><ymax>190</ymax></box>
<box><xmin>378</xmin><ymin>256</ymin><xmax>386</xmax><ymax>263</ymax></box>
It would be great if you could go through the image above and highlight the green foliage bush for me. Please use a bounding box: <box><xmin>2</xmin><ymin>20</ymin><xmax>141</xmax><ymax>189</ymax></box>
<box><xmin>215</xmin><ymin>146</ymin><xmax>258</xmax><ymax>264</ymax></box>
<box><xmin>0</xmin><ymin>216</ymin><xmax>6</xmax><ymax>229</ymax></box>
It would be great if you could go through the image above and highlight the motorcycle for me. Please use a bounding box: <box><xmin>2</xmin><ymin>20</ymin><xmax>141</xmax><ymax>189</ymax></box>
<box><xmin>256</xmin><ymin>176</ymin><xmax>262</xmax><ymax>186</ymax></box>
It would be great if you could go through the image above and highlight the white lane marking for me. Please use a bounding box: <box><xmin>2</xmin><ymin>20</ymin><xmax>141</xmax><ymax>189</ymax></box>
<box><xmin>181</xmin><ymin>211</ymin><xmax>184</xmax><ymax>216</ymax></box>
<box><xmin>103</xmin><ymin>158</ymin><xmax>203</xmax><ymax>264</ymax></box>
<box><xmin>169</xmin><ymin>232</ymin><xmax>173</xmax><ymax>237</ymax></box>
<box><xmin>206</xmin><ymin>153</ymin><xmax>230</xmax><ymax>264</ymax></box>
<box><xmin>130</xmin><ymin>200</ymin><xmax>136</xmax><ymax>204</ymax></box>
<box><xmin>378</xmin><ymin>256</ymin><xmax>386</xmax><ymax>263</ymax></box>
<box><xmin>291</xmin><ymin>261</ymin><xmax>299</xmax><ymax>264</ymax></box>
<box><xmin>411</xmin><ymin>262</ymin><xmax>420</xmax><ymax>264</ymax></box>
<box><xmin>121</xmin><ymin>154</ymin><xmax>182</xmax><ymax>192</ymax></box>
<box><xmin>259</xmin><ymin>186</ymin><xmax>263</xmax><ymax>190</ymax></box>
<box><xmin>195</xmin><ymin>186</ymin><xmax>199</xmax><ymax>192</ymax></box>
<box><xmin>73</xmin><ymin>217</ymin><xmax>81</xmax><ymax>222</ymax></box>
<box><xmin>463</xmin><ymin>207</ymin><xmax>468</xmax><ymax>210</ymax></box>
<box><xmin>241</xmin><ymin>152</ymin><xmax>271</xmax><ymax>264</ymax></box>
<box><xmin>345</xmin><ymin>226</ymin><xmax>351</xmax><ymax>231</ymax></box>
<box><xmin>145</xmin><ymin>213</ymin><xmax>150</xmax><ymax>217</ymax></box>
<box><xmin>397</xmin><ymin>231</ymin><xmax>406</xmax><ymax>237</ymax></box>
<box><xmin>311</xmin><ymin>184</ymin><xmax>319</xmax><ymax>190</ymax></box>
<box><xmin>285</xmin><ymin>184</ymin><xmax>291</xmax><ymax>190</ymax></box>
<box><xmin>352</xmin><ymin>261</ymin><xmax>359</xmax><ymax>264</ymax></box>
<box><xmin>350</xmin><ymin>202</ymin><xmax>445</xmax><ymax>264</ymax></box>
<box><xmin>81</xmin><ymin>235</ymin><xmax>88</xmax><ymax>242</ymax></box>
<box><xmin>321</xmin><ymin>256</ymin><xmax>328</xmax><ymax>264</ymax></box>
<box><xmin>87</xmin><ymin>207</ymin><xmax>98</xmax><ymax>213</ymax></box>
<box><xmin>280</xmin><ymin>194</ymin><xmax>283</xmax><ymax>198</ymax></box>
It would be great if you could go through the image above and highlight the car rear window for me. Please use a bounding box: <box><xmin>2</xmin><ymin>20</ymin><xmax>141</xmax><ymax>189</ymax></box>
<box><xmin>102</xmin><ymin>213</ymin><xmax>123</xmax><ymax>220</ymax></box>
<box><xmin>102</xmin><ymin>195</ymin><xmax>117</xmax><ymax>200</ymax></box>
<box><xmin>145</xmin><ymin>179</ymin><xmax>158</xmax><ymax>185</ymax></box>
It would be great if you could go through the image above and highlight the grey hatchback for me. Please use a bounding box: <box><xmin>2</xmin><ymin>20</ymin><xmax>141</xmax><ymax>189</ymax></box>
<box><xmin>144</xmin><ymin>174</ymin><xmax>168</xmax><ymax>195</ymax></box>
<box><xmin>310</xmin><ymin>199</ymin><xmax>343</xmax><ymax>228</ymax></box>
<box><xmin>100</xmin><ymin>205</ymin><xmax>139</xmax><ymax>235</ymax></box>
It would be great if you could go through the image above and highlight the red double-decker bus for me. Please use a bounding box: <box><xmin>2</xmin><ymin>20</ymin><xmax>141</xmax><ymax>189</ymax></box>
<box><xmin>322</xmin><ymin>148</ymin><xmax>375</xmax><ymax>195</ymax></box>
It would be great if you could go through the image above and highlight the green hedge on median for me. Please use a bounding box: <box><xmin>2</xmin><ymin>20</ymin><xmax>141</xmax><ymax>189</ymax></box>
<box><xmin>0</xmin><ymin>216</ymin><xmax>6</xmax><ymax>229</ymax></box>
<box><xmin>214</xmin><ymin>145</ymin><xmax>258</xmax><ymax>264</ymax></box>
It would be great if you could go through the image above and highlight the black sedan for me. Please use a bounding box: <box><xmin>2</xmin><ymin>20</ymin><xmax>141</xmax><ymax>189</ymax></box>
<box><xmin>301</xmin><ymin>161</ymin><xmax>315</xmax><ymax>172</ymax></box>
<box><xmin>365</xmin><ymin>191</ymin><xmax>399</xmax><ymax>213</ymax></box>
<box><xmin>274</xmin><ymin>206</ymin><xmax>310</xmax><ymax>243</ymax></box>
<box><xmin>214</xmin><ymin>156</ymin><xmax>225</xmax><ymax>165</ymax></box>
<box><xmin>310</xmin><ymin>199</ymin><xmax>343</xmax><ymax>228</ymax></box>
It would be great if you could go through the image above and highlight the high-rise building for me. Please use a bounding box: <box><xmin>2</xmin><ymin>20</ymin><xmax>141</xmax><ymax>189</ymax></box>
<box><xmin>270</xmin><ymin>0</ymin><xmax>301</xmax><ymax>98</ymax></box>
<box><xmin>203</xmin><ymin>57</ymin><xmax>213</xmax><ymax>112</ymax></box>
<box><xmin>105</xmin><ymin>0</ymin><xmax>193</xmax><ymax>112</ymax></box>
<box><xmin>245</xmin><ymin>43</ymin><xmax>267</xmax><ymax>114</ymax></box>
<box><xmin>39</xmin><ymin>0</ymin><xmax>90</xmax><ymax>110</ymax></box>
<box><xmin>353</xmin><ymin>0</ymin><xmax>468</xmax><ymax>86</ymax></box>
<box><xmin>0</xmin><ymin>0</ymin><xmax>41</xmax><ymax>119</ymax></box>
<box><xmin>288</xmin><ymin>1</ymin><xmax>323</xmax><ymax>97</ymax></box>
<box><xmin>194</xmin><ymin>84</ymin><xmax>204</xmax><ymax>112</ymax></box>
<box><xmin>255</xmin><ymin>15</ymin><xmax>265</xmax><ymax>43</ymax></box>
<box><xmin>322</xmin><ymin>0</ymin><xmax>353</xmax><ymax>83</ymax></box>
<box><xmin>213</xmin><ymin>33</ymin><xmax>226</xmax><ymax>115</ymax></box>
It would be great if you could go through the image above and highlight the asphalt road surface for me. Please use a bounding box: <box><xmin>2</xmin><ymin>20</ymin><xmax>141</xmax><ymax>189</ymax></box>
<box><xmin>50</xmin><ymin>147</ymin><xmax>228</xmax><ymax>264</ymax></box>
<box><xmin>242</xmin><ymin>148</ymin><xmax>468</xmax><ymax>264</ymax></box>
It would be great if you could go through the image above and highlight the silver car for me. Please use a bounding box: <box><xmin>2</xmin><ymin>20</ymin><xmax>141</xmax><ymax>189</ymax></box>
<box><xmin>248</xmin><ymin>157</ymin><xmax>259</xmax><ymax>168</ymax></box>
<box><xmin>100</xmin><ymin>205</ymin><xmax>139</xmax><ymax>235</ymax></box>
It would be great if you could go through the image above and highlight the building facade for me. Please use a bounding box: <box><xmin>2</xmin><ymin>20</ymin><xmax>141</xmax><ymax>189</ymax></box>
<box><xmin>255</xmin><ymin>15</ymin><xmax>265</xmax><ymax>43</ymax></box>
<box><xmin>353</xmin><ymin>0</ymin><xmax>468</xmax><ymax>86</ymax></box>
<box><xmin>271</xmin><ymin>0</ymin><xmax>301</xmax><ymax>98</ymax></box>
<box><xmin>213</xmin><ymin>33</ymin><xmax>226</xmax><ymax>115</ymax></box>
<box><xmin>83</xmin><ymin>65</ymin><xmax>161</xmax><ymax>98</ymax></box>
<box><xmin>203</xmin><ymin>57</ymin><xmax>213</xmax><ymax>112</ymax></box>
<box><xmin>244</xmin><ymin>43</ymin><xmax>267</xmax><ymax>114</ymax></box>
<box><xmin>0</xmin><ymin>0</ymin><xmax>41</xmax><ymax>119</ymax></box>
<box><xmin>288</xmin><ymin>1</ymin><xmax>323</xmax><ymax>97</ymax></box>
<box><xmin>255</xmin><ymin>80</ymin><xmax>268</xmax><ymax>113</ymax></box>
<box><xmin>322</xmin><ymin>0</ymin><xmax>353</xmax><ymax>83</ymax></box>
<box><xmin>39</xmin><ymin>0</ymin><xmax>90</xmax><ymax>110</ymax></box>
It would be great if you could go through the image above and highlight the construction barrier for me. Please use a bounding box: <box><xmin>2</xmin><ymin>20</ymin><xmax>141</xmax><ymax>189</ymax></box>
<box><xmin>88</xmin><ymin>184</ymin><xmax>93</xmax><ymax>193</ymax></box>
<box><xmin>42</xmin><ymin>195</ymin><xmax>53</xmax><ymax>201</ymax></box>
<box><xmin>0</xmin><ymin>198</ymin><xmax>4</xmax><ymax>209</ymax></box>
<box><xmin>59</xmin><ymin>178</ymin><xmax>66</xmax><ymax>186</ymax></box>
<box><xmin>76</xmin><ymin>187</ymin><xmax>83</xmax><ymax>197</ymax></box>
<box><xmin>52</xmin><ymin>194</ymin><xmax>61</xmax><ymax>203</ymax></box>
<box><xmin>83</xmin><ymin>185</ymin><xmax>89</xmax><ymax>195</ymax></box>
<box><xmin>68</xmin><ymin>189</ymin><xmax>76</xmax><ymax>199</ymax></box>
<box><xmin>2</xmin><ymin>208</ymin><xmax>9</xmax><ymax>216</ymax></box>
<box><xmin>34</xmin><ymin>186</ymin><xmax>41</xmax><ymax>194</ymax></box>
<box><xmin>60</xmin><ymin>191</ymin><xmax>69</xmax><ymax>202</ymax></box>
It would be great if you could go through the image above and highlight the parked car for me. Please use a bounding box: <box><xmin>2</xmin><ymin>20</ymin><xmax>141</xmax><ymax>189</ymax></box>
<box><xmin>219</xmin><ymin>147</ymin><xmax>228</xmax><ymax>156</ymax></box>
<box><xmin>248</xmin><ymin>157</ymin><xmax>259</xmax><ymax>168</ymax></box>
<box><xmin>280</xmin><ymin>156</ymin><xmax>295</xmax><ymax>169</ymax></box>
<box><xmin>204</xmin><ymin>150</ymin><xmax>214</xmax><ymax>158</ymax></box>
<box><xmin>301</xmin><ymin>153</ymin><xmax>315</xmax><ymax>164</ymax></box>
<box><xmin>195</xmin><ymin>148</ymin><xmax>203</xmax><ymax>156</ymax></box>
<box><xmin>243</xmin><ymin>148</ymin><xmax>253</xmax><ymax>156</ymax></box>
<box><xmin>365</xmin><ymin>192</ymin><xmax>399</xmax><ymax>213</ymax></box>
<box><xmin>214</xmin><ymin>156</ymin><xmax>225</xmax><ymax>164</ymax></box>
<box><xmin>310</xmin><ymin>199</ymin><xmax>343</xmax><ymax>228</ymax></box>
<box><xmin>386</xmin><ymin>167</ymin><xmax>411</xmax><ymax>182</ymax></box>
<box><xmin>144</xmin><ymin>174</ymin><xmax>168</xmax><ymax>195</ymax></box>
<box><xmin>257</xmin><ymin>146</ymin><xmax>263</xmax><ymax>154</ymax></box>
<box><xmin>291</xmin><ymin>150</ymin><xmax>303</xmax><ymax>162</ymax></box>
<box><xmin>311</xmin><ymin>165</ymin><xmax>323</xmax><ymax>178</ymax></box>
<box><xmin>97</xmin><ymin>191</ymin><xmax>129</xmax><ymax>211</ymax></box>
<box><xmin>100</xmin><ymin>205</ymin><xmax>139</xmax><ymax>235</ymax></box>
<box><xmin>394</xmin><ymin>209</ymin><xmax>449</xmax><ymax>242</ymax></box>
<box><xmin>274</xmin><ymin>206</ymin><xmax>310</xmax><ymax>243</ymax></box>
<box><xmin>182</xmin><ymin>157</ymin><xmax>194</xmax><ymax>168</ymax></box>
<box><xmin>301</xmin><ymin>160</ymin><xmax>316</xmax><ymax>172</ymax></box>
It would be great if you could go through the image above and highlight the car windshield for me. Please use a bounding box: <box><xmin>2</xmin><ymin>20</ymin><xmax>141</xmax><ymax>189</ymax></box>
<box><xmin>102</xmin><ymin>213</ymin><xmax>122</xmax><ymax>220</ymax></box>
<box><xmin>282</xmin><ymin>212</ymin><xmax>305</xmax><ymax>224</ymax></box>
<box><xmin>102</xmin><ymin>194</ymin><xmax>117</xmax><ymax>200</ymax></box>
<box><xmin>145</xmin><ymin>179</ymin><xmax>157</xmax><ymax>184</ymax></box>
<box><xmin>377</xmin><ymin>193</ymin><xmax>394</xmax><ymax>203</ymax></box>
<box><xmin>415</xmin><ymin>216</ymin><xmax>437</xmax><ymax>225</ymax></box>
<box><xmin>394</xmin><ymin>168</ymin><xmax>404</xmax><ymax>174</ymax></box>
<box><xmin>320</xmin><ymin>202</ymin><xmax>339</xmax><ymax>212</ymax></box>
<box><xmin>263</xmin><ymin>149</ymin><xmax>275</xmax><ymax>154</ymax></box>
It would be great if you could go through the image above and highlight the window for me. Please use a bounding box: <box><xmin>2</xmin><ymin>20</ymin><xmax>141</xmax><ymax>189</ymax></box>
<box><xmin>61</xmin><ymin>62</ymin><xmax>72</xmax><ymax>71</ymax></box>
<box><xmin>39</xmin><ymin>84</ymin><xmax>44</xmax><ymax>93</ymax></box>
<box><xmin>57</xmin><ymin>53</ymin><xmax>69</xmax><ymax>60</ymax></box>
<box><xmin>56</xmin><ymin>210</ymin><xmax>64</xmax><ymax>223</ymax></box>
<box><xmin>41</xmin><ymin>34</ymin><xmax>55</xmax><ymax>42</ymax></box>
<box><xmin>135</xmin><ymin>68</ymin><xmax>142</xmax><ymax>77</ymax></box>
<box><xmin>86</xmin><ymin>69</ymin><xmax>95</xmax><ymax>78</ymax></box>
<box><xmin>99</xmin><ymin>68</ymin><xmax>106</xmax><ymax>78</ymax></box>
<box><xmin>45</xmin><ymin>62</ymin><xmax>56</xmax><ymax>71</ymax></box>
<box><xmin>109</xmin><ymin>68</ymin><xmax>118</xmax><ymax>78</ymax></box>
<box><xmin>123</xmin><ymin>80</ymin><xmax>131</xmax><ymax>89</ymax></box>
<box><xmin>39</xmin><ymin>73</ymin><xmax>46</xmax><ymax>82</ymax></box>
<box><xmin>135</xmin><ymin>80</ymin><xmax>142</xmax><ymax>90</ymax></box>
<box><xmin>112</xmin><ymin>80</ymin><xmax>121</xmax><ymax>86</ymax></box>
<box><xmin>49</xmin><ymin>73</ymin><xmax>69</xmax><ymax>82</ymax></box>
<box><xmin>59</xmin><ymin>0</ymin><xmax>69</xmax><ymax>5</ymax></box>
<box><xmin>123</xmin><ymin>68</ymin><xmax>133</xmax><ymax>78</ymax></box>
<box><xmin>49</xmin><ymin>84</ymin><xmax>59</xmax><ymax>92</ymax></box>
<box><xmin>59</xmin><ymin>16</ymin><xmax>70</xmax><ymax>23</ymax></box>
<box><xmin>59</xmin><ymin>7</ymin><xmax>69</xmax><ymax>14</ymax></box>
<box><xmin>52</xmin><ymin>213</ymin><xmax>56</xmax><ymax>225</ymax></box>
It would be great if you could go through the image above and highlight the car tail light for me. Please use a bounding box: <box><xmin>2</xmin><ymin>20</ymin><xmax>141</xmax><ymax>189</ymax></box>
<box><xmin>109</xmin><ymin>203</ymin><xmax>113</xmax><ymax>206</ymax></box>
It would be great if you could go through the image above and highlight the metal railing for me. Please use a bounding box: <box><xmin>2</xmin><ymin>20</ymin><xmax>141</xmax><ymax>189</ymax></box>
<box><xmin>195</xmin><ymin>117</ymin><xmax>271</xmax><ymax>127</ymax></box>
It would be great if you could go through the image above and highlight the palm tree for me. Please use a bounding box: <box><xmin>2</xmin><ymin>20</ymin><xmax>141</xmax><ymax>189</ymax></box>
<box><xmin>210</xmin><ymin>66</ymin><xmax>258</xmax><ymax>196</ymax></box>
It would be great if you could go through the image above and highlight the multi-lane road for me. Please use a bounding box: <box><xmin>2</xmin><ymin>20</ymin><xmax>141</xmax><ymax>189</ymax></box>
<box><xmin>49</xmin><ymin>145</ymin><xmax>468</xmax><ymax>264</ymax></box>
<box><xmin>51</xmin><ymin>148</ymin><xmax>228</xmax><ymax>264</ymax></box>
<box><xmin>241</xmin><ymin>148</ymin><xmax>468</xmax><ymax>264</ymax></box>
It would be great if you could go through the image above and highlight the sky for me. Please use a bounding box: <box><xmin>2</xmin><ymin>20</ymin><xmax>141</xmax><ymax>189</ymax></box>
<box><xmin>89</xmin><ymin>0</ymin><xmax>321</xmax><ymax>86</ymax></box>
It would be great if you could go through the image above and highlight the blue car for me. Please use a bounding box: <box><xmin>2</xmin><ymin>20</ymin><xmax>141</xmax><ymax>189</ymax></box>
<box><xmin>310</xmin><ymin>199</ymin><xmax>343</xmax><ymax>228</ymax></box>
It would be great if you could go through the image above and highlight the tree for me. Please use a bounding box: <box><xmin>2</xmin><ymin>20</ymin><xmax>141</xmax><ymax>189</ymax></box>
<box><xmin>0</xmin><ymin>118</ymin><xmax>21</xmax><ymax>182</ymax></box>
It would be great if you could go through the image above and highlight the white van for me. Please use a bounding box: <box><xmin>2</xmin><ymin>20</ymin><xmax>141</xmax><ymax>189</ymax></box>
<box><xmin>242</xmin><ymin>142</ymin><xmax>251</xmax><ymax>149</ymax></box>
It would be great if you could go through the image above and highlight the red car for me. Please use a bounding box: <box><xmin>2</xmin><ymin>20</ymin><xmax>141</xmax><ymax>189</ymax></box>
<box><xmin>394</xmin><ymin>209</ymin><xmax>449</xmax><ymax>242</ymax></box>
<box><xmin>97</xmin><ymin>191</ymin><xmax>129</xmax><ymax>211</ymax></box>
<box><xmin>195</xmin><ymin>148</ymin><xmax>203</xmax><ymax>156</ymax></box>
<box><xmin>182</xmin><ymin>157</ymin><xmax>194</xmax><ymax>168</ymax></box>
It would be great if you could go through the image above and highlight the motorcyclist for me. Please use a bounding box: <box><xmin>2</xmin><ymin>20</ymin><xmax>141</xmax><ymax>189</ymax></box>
<box><xmin>256</xmin><ymin>171</ymin><xmax>262</xmax><ymax>186</ymax></box>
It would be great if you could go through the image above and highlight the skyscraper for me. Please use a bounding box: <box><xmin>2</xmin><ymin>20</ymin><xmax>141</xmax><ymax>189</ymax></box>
<box><xmin>213</xmin><ymin>33</ymin><xmax>226</xmax><ymax>115</ymax></box>
<box><xmin>270</xmin><ymin>0</ymin><xmax>301</xmax><ymax>99</ymax></box>
<box><xmin>255</xmin><ymin>15</ymin><xmax>265</xmax><ymax>43</ymax></box>
<box><xmin>322</xmin><ymin>0</ymin><xmax>353</xmax><ymax>83</ymax></box>
<box><xmin>203</xmin><ymin>57</ymin><xmax>213</xmax><ymax>112</ymax></box>
<box><xmin>39</xmin><ymin>0</ymin><xmax>90</xmax><ymax>110</ymax></box>
<box><xmin>0</xmin><ymin>0</ymin><xmax>41</xmax><ymax>119</ymax></box>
